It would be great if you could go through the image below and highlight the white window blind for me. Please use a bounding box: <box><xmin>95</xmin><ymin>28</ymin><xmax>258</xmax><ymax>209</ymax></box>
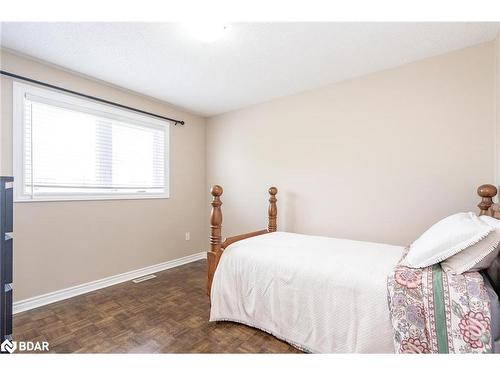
<box><xmin>13</xmin><ymin>82</ymin><xmax>169</xmax><ymax>201</ymax></box>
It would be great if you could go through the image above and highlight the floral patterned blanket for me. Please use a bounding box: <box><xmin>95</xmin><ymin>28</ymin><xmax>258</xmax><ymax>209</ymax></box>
<box><xmin>387</xmin><ymin>254</ymin><xmax>493</xmax><ymax>353</ymax></box>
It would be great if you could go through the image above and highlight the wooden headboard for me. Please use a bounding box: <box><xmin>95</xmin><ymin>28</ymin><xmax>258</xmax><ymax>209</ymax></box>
<box><xmin>477</xmin><ymin>184</ymin><xmax>500</xmax><ymax>295</ymax></box>
<box><xmin>478</xmin><ymin>184</ymin><xmax>500</xmax><ymax>217</ymax></box>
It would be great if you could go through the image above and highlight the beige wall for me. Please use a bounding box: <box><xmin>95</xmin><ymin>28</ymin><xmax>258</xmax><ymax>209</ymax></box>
<box><xmin>207</xmin><ymin>42</ymin><xmax>496</xmax><ymax>246</ymax></box>
<box><xmin>496</xmin><ymin>36</ymin><xmax>500</xmax><ymax>184</ymax></box>
<box><xmin>0</xmin><ymin>50</ymin><xmax>207</xmax><ymax>301</ymax></box>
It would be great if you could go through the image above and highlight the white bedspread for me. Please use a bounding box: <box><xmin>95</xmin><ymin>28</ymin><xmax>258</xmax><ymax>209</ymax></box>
<box><xmin>210</xmin><ymin>232</ymin><xmax>405</xmax><ymax>353</ymax></box>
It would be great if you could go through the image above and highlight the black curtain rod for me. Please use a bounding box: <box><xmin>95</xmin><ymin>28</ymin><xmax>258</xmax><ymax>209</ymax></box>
<box><xmin>0</xmin><ymin>70</ymin><xmax>185</xmax><ymax>125</ymax></box>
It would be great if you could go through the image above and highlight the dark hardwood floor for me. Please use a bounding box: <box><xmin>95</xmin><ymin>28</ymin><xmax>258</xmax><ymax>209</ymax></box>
<box><xmin>13</xmin><ymin>259</ymin><xmax>301</xmax><ymax>353</ymax></box>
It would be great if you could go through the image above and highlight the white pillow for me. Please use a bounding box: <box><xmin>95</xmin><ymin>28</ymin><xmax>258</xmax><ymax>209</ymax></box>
<box><xmin>478</xmin><ymin>214</ymin><xmax>500</xmax><ymax>228</ymax></box>
<box><xmin>405</xmin><ymin>212</ymin><xmax>494</xmax><ymax>268</ymax></box>
<box><xmin>441</xmin><ymin>222</ymin><xmax>500</xmax><ymax>274</ymax></box>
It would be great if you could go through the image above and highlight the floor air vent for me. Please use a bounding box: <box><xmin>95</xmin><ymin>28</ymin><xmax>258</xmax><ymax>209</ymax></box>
<box><xmin>132</xmin><ymin>274</ymin><xmax>157</xmax><ymax>283</ymax></box>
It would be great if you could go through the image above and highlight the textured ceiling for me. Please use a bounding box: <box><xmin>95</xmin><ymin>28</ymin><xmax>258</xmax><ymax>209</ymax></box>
<box><xmin>1</xmin><ymin>22</ymin><xmax>499</xmax><ymax>116</ymax></box>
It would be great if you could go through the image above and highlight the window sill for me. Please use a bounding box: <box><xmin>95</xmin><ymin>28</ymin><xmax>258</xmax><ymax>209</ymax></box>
<box><xmin>14</xmin><ymin>193</ymin><xmax>170</xmax><ymax>203</ymax></box>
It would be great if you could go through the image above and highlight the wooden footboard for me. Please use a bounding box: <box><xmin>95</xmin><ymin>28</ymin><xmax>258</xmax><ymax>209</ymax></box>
<box><xmin>207</xmin><ymin>185</ymin><xmax>278</xmax><ymax>296</ymax></box>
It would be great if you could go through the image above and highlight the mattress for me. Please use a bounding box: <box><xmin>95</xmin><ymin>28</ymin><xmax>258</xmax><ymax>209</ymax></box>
<box><xmin>209</xmin><ymin>231</ymin><xmax>405</xmax><ymax>353</ymax></box>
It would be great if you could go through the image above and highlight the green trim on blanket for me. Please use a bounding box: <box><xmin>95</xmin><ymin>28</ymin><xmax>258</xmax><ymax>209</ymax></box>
<box><xmin>432</xmin><ymin>264</ymin><xmax>449</xmax><ymax>353</ymax></box>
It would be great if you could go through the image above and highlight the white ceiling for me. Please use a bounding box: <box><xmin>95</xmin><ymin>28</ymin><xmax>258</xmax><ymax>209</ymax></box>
<box><xmin>1</xmin><ymin>22</ymin><xmax>499</xmax><ymax>116</ymax></box>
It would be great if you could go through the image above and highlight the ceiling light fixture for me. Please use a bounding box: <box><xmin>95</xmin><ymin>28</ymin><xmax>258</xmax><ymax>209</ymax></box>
<box><xmin>183</xmin><ymin>22</ymin><xmax>227</xmax><ymax>43</ymax></box>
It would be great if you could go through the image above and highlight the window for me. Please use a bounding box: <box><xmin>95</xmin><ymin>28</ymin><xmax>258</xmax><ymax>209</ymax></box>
<box><xmin>13</xmin><ymin>82</ymin><xmax>169</xmax><ymax>201</ymax></box>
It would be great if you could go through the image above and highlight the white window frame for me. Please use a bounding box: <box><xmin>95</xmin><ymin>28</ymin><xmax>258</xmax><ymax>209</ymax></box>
<box><xmin>13</xmin><ymin>81</ymin><xmax>170</xmax><ymax>202</ymax></box>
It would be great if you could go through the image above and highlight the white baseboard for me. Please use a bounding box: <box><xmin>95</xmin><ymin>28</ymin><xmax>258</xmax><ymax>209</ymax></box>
<box><xmin>13</xmin><ymin>251</ymin><xmax>206</xmax><ymax>314</ymax></box>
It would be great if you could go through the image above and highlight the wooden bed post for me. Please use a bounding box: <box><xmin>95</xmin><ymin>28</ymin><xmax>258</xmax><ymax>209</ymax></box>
<box><xmin>208</xmin><ymin>185</ymin><xmax>278</xmax><ymax>298</ymax></box>
<box><xmin>477</xmin><ymin>184</ymin><xmax>497</xmax><ymax>216</ymax></box>
<box><xmin>268</xmin><ymin>187</ymin><xmax>278</xmax><ymax>232</ymax></box>
<box><xmin>207</xmin><ymin>185</ymin><xmax>223</xmax><ymax>296</ymax></box>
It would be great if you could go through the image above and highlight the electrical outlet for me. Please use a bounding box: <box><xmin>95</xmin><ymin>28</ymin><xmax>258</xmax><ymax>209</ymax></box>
<box><xmin>185</xmin><ymin>232</ymin><xmax>190</xmax><ymax>241</ymax></box>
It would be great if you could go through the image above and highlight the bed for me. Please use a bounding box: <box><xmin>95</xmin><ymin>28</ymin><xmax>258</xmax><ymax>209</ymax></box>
<box><xmin>207</xmin><ymin>185</ymin><xmax>500</xmax><ymax>353</ymax></box>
